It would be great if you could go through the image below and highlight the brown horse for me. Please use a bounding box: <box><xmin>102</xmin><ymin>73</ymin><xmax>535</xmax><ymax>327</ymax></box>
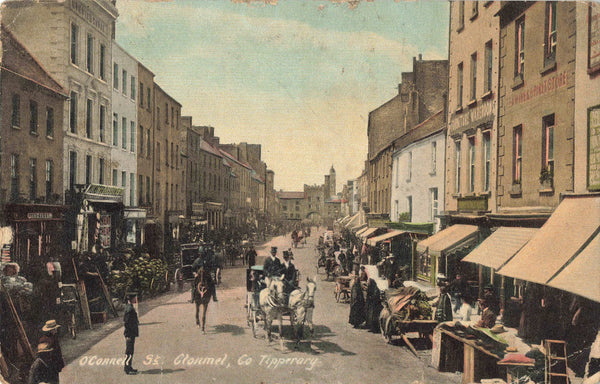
<box><xmin>193</xmin><ymin>268</ymin><xmax>212</xmax><ymax>333</ymax></box>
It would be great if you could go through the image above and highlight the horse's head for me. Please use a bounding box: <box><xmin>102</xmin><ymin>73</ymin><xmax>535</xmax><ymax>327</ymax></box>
<box><xmin>268</xmin><ymin>275</ymin><xmax>286</xmax><ymax>304</ymax></box>
<box><xmin>305</xmin><ymin>276</ymin><xmax>317</xmax><ymax>307</ymax></box>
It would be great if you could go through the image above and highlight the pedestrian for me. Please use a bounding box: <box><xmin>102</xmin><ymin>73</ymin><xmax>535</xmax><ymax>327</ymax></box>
<box><xmin>449</xmin><ymin>273</ymin><xmax>468</xmax><ymax>313</ymax></box>
<box><xmin>123</xmin><ymin>295</ymin><xmax>139</xmax><ymax>375</ymax></box>
<box><xmin>28</xmin><ymin>342</ymin><xmax>60</xmax><ymax>384</ymax></box>
<box><xmin>246</xmin><ymin>245</ymin><xmax>257</xmax><ymax>267</ymax></box>
<box><xmin>37</xmin><ymin>320</ymin><xmax>65</xmax><ymax>383</ymax></box>
<box><xmin>432</xmin><ymin>282</ymin><xmax>453</xmax><ymax>323</ymax></box>
<box><xmin>348</xmin><ymin>273</ymin><xmax>366</xmax><ymax>328</ymax></box>
<box><xmin>457</xmin><ymin>295</ymin><xmax>474</xmax><ymax>321</ymax></box>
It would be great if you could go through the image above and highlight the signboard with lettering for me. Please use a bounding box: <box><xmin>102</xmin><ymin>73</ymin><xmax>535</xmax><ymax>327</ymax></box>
<box><xmin>507</xmin><ymin>71</ymin><xmax>569</xmax><ymax>107</ymax></box>
<box><xmin>588</xmin><ymin>106</ymin><xmax>600</xmax><ymax>191</ymax></box>
<box><xmin>589</xmin><ymin>5</ymin><xmax>600</xmax><ymax>71</ymax></box>
<box><xmin>27</xmin><ymin>212</ymin><xmax>53</xmax><ymax>220</ymax></box>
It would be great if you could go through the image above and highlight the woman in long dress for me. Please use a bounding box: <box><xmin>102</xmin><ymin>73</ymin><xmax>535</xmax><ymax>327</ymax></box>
<box><xmin>349</xmin><ymin>275</ymin><xmax>366</xmax><ymax>328</ymax></box>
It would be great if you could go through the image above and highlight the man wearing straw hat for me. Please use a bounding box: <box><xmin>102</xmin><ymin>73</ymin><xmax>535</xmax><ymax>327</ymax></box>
<box><xmin>37</xmin><ymin>320</ymin><xmax>64</xmax><ymax>382</ymax></box>
<box><xmin>28</xmin><ymin>342</ymin><xmax>60</xmax><ymax>384</ymax></box>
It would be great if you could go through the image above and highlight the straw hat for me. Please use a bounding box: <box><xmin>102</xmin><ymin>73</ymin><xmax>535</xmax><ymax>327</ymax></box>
<box><xmin>42</xmin><ymin>320</ymin><xmax>61</xmax><ymax>332</ymax></box>
<box><xmin>490</xmin><ymin>324</ymin><xmax>507</xmax><ymax>334</ymax></box>
<box><xmin>37</xmin><ymin>342</ymin><xmax>54</xmax><ymax>353</ymax></box>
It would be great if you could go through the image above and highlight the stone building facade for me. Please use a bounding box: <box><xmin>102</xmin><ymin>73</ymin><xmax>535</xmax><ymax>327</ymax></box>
<box><xmin>136</xmin><ymin>62</ymin><xmax>155</xmax><ymax>217</ymax></box>
<box><xmin>496</xmin><ymin>2</ymin><xmax>576</xmax><ymax>220</ymax></box>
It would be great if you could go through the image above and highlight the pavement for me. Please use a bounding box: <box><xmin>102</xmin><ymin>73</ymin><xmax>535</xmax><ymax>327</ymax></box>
<box><xmin>58</xmin><ymin>229</ymin><xmax>460</xmax><ymax>384</ymax></box>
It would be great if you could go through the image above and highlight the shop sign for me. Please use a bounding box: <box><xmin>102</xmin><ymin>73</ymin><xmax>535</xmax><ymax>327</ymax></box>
<box><xmin>588</xmin><ymin>106</ymin><xmax>600</xmax><ymax>191</ymax></box>
<box><xmin>27</xmin><ymin>212</ymin><xmax>53</xmax><ymax>220</ymax></box>
<box><xmin>507</xmin><ymin>71</ymin><xmax>569</xmax><ymax>107</ymax></box>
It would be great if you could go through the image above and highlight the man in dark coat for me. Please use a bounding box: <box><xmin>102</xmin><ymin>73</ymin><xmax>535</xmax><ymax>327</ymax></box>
<box><xmin>28</xmin><ymin>343</ymin><xmax>60</xmax><ymax>384</ymax></box>
<box><xmin>349</xmin><ymin>274</ymin><xmax>366</xmax><ymax>328</ymax></box>
<box><xmin>246</xmin><ymin>246</ymin><xmax>257</xmax><ymax>267</ymax></box>
<box><xmin>263</xmin><ymin>246</ymin><xmax>282</xmax><ymax>283</ymax></box>
<box><xmin>281</xmin><ymin>251</ymin><xmax>297</xmax><ymax>296</ymax></box>
<box><xmin>433</xmin><ymin>283</ymin><xmax>453</xmax><ymax>323</ymax></box>
<box><xmin>123</xmin><ymin>295</ymin><xmax>139</xmax><ymax>374</ymax></box>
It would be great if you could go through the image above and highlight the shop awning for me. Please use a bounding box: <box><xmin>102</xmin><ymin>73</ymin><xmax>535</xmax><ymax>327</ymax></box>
<box><xmin>366</xmin><ymin>230</ymin><xmax>407</xmax><ymax>246</ymax></box>
<box><xmin>462</xmin><ymin>227</ymin><xmax>538</xmax><ymax>270</ymax></box>
<box><xmin>359</xmin><ymin>227</ymin><xmax>379</xmax><ymax>240</ymax></box>
<box><xmin>416</xmin><ymin>224</ymin><xmax>479</xmax><ymax>258</ymax></box>
<box><xmin>345</xmin><ymin>213</ymin><xmax>360</xmax><ymax>228</ymax></box>
<box><xmin>497</xmin><ymin>195</ymin><xmax>600</xmax><ymax>284</ymax></box>
<box><xmin>547</xmin><ymin>231</ymin><xmax>600</xmax><ymax>302</ymax></box>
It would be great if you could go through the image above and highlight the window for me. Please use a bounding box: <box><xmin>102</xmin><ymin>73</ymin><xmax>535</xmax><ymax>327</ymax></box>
<box><xmin>484</xmin><ymin>40</ymin><xmax>493</xmax><ymax>93</ymax></box>
<box><xmin>30</xmin><ymin>100</ymin><xmax>38</xmax><ymax>134</ymax></box>
<box><xmin>130</xmin><ymin>173</ymin><xmax>135</xmax><ymax>206</ymax></box>
<box><xmin>146</xmin><ymin>176</ymin><xmax>150</xmax><ymax>204</ymax></box>
<box><xmin>130</xmin><ymin>121</ymin><xmax>135</xmax><ymax>152</ymax></box>
<box><xmin>112</xmin><ymin>169</ymin><xmax>118</xmax><ymax>186</ymax></box>
<box><xmin>458</xmin><ymin>2</ymin><xmax>465</xmax><ymax>31</ymax></box>
<box><xmin>113</xmin><ymin>114</ymin><xmax>118</xmax><ymax>146</ymax></box>
<box><xmin>70</xmin><ymin>92</ymin><xmax>77</xmax><ymax>133</ymax></box>
<box><xmin>165</xmin><ymin>103</ymin><xmax>169</xmax><ymax>124</ymax></box>
<box><xmin>483</xmin><ymin>131</ymin><xmax>491</xmax><ymax>191</ymax></box>
<box><xmin>455</xmin><ymin>141</ymin><xmax>462</xmax><ymax>193</ymax></box>
<box><xmin>122</xmin><ymin>171</ymin><xmax>127</xmax><ymax>190</ymax></box>
<box><xmin>113</xmin><ymin>63</ymin><xmax>119</xmax><ymax>89</ymax></box>
<box><xmin>407</xmin><ymin>196</ymin><xmax>413</xmax><ymax>222</ymax></box>
<box><xmin>469</xmin><ymin>136</ymin><xmax>476</xmax><ymax>192</ymax></box>
<box><xmin>46</xmin><ymin>107</ymin><xmax>54</xmax><ymax>137</ymax></box>
<box><xmin>11</xmin><ymin>94</ymin><xmax>20</xmax><ymax>127</ymax></box>
<box><xmin>29</xmin><ymin>158</ymin><xmax>37</xmax><ymax>200</ymax></box>
<box><xmin>171</xmin><ymin>107</ymin><xmax>174</xmax><ymax>127</ymax></box>
<box><xmin>545</xmin><ymin>2</ymin><xmax>557</xmax><ymax>64</ymax></box>
<box><xmin>513</xmin><ymin>126</ymin><xmax>523</xmax><ymax>183</ymax></box>
<box><xmin>139</xmin><ymin>175</ymin><xmax>144</xmax><ymax>204</ymax></box>
<box><xmin>146</xmin><ymin>129</ymin><xmax>151</xmax><ymax>157</ymax></box>
<box><xmin>157</xmin><ymin>107</ymin><xmax>160</xmax><ymax>129</ymax></box>
<box><xmin>156</xmin><ymin>142</ymin><xmax>161</xmax><ymax>169</ymax></box>
<box><xmin>122</xmin><ymin>117</ymin><xmax>127</xmax><ymax>149</ymax></box>
<box><xmin>71</xmin><ymin>23</ymin><xmax>78</xmax><ymax>65</ymax></box>
<box><xmin>431</xmin><ymin>141</ymin><xmax>437</xmax><ymax>174</ymax></box>
<box><xmin>131</xmin><ymin>76</ymin><xmax>136</xmax><ymax>100</ymax></box>
<box><xmin>11</xmin><ymin>154</ymin><xmax>19</xmax><ymax>200</ymax></box>
<box><xmin>430</xmin><ymin>188</ymin><xmax>438</xmax><ymax>221</ymax></box>
<box><xmin>45</xmin><ymin>160</ymin><xmax>53</xmax><ymax>201</ymax></box>
<box><xmin>457</xmin><ymin>62</ymin><xmax>464</xmax><ymax>108</ymax></box>
<box><xmin>69</xmin><ymin>151</ymin><xmax>77</xmax><ymax>191</ymax></box>
<box><xmin>171</xmin><ymin>142</ymin><xmax>174</xmax><ymax>167</ymax></box>
<box><xmin>99</xmin><ymin>44</ymin><xmax>106</xmax><ymax>80</ymax></box>
<box><xmin>85</xmin><ymin>155</ymin><xmax>92</xmax><ymax>185</ymax></box>
<box><xmin>542</xmin><ymin>114</ymin><xmax>555</xmax><ymax>175</ymax></box>
<box><xmin>140</xmin><ymin>83</ymin><xmax>144</xmax><ymax>107</ymax></box>
<box><xmin>139</xmin><ymin>127</ymin><xmax>144</xmax><ymax>155</ymax></box>
<box><xmin>515</xmin><ymin>18</ymin><xmax>525</xmax><ymax>79</ymax></box>
<box><xmin>176</xmin><ymin>145</ymin><xmax>179</xmax><ymax>169</ymax></box>
<box><xmin>99</xmin><ymin>158</ymin><xmax>105</xmax><ymax>185</ymax></box>
<box><xmin>165</xmin><ymin>140</ymin><xmax>169</xmax><ymax>166</ymax></box>
<box><xmin>122</xmin><ymin>69</ymin><xmax>127</xmax><ymax>95</ymax></box>
<box><xmin>407</xmin><ymin>152</ymin><xmax>412</xmax><ymax>181</ymax></box>
<box><xmin>147</xmin><ymin>89</ymin><xmax>151</xmax><ymax>110</ymax></box>
<box><xmin>99</xmin><ymin>105</ymin><xmax>106</xmax><ymax>142</ymax></box>
<box><xmin>86</xmin><ymin>34</ymin><xmax>93</xmax><ymax>73</ymax></box>
<box><xmin>86</xmin><ymin>99</ymin><xmax>92</xmax><ymax>138</ymax></box>
<box><xmin>470</xmin><ymin>53</ymin><xmax>477</xmax><ymax>101</ymax></box>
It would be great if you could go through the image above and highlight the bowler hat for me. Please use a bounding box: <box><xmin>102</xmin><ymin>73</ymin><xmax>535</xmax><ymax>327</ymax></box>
<box><xmin>270</xmin><ymin>246</ymin><xmax>277</xmax><ymax>253</ymax></box>
<box><xmin>42</xmin><ymin>320</ymin><xmax>60</xmax><ymax>332</ymax></box>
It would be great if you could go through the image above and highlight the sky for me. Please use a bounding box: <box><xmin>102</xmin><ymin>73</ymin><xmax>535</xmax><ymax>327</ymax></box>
<box><xmin>115</xmin><ymin>0</ymin><xmax>449</xmax><ymax>192</ymax></box>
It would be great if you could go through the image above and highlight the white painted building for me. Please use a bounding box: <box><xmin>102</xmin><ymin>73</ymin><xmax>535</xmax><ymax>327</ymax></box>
<box><xmin>391</xmin><ymin>114</ymin><xmax>446</xmax><ymax>232</ymax></box>
<box><xmin>111</xmin><ymin>43</ymin><xmax>138</xmax><ymax>207</ymax></box>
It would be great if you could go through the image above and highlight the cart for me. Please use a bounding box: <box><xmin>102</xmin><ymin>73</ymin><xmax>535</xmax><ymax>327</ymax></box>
<box><xmin>334</xmin><ymin>276</ymin><xmax>352</xmax><ymax>303</ymax></box>
<box><xmin>58</xmin><ymin>283</ymin><xmax>80</xmax><ymax>339</ymax></box>
<box><xmin>175</xmin><ymin>243</ymin><xmax>203</xmax><ymax>292</ymax></box>
<box><xmin>246</xmin><ymin>265</ymin><xmax>265</xmax><ymax>338</ymax></box>
<box><xmin>379</xmin><ymin>286</ymin><xmax>437</xmax><ymax>356</ymax></box>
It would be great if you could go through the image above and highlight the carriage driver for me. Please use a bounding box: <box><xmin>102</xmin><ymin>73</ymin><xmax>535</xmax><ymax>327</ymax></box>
<box><xmin>191</xmin><ymin>251</ymin><xmax>217</xmax><ymax>303</ymax></box>
<box><xmin>281</xmin><ymin>251</ymin><xmax>298</xmax><ymax>295</ymax></box>
<box><xmin>263</xmin><ymin>246</ymin><xmax>282</xmax><ymax>286</ymax></box>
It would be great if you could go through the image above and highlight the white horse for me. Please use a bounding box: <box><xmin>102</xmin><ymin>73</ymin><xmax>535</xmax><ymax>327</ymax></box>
<box><xmin>289</xmin><ymin>276</ymin><xmax>317</xmax><ymax>348</ymax></box>
<box><xmin>259</xmin><ymin>275</ymin><xmax>290</xmax><ymax>350</ymax></box>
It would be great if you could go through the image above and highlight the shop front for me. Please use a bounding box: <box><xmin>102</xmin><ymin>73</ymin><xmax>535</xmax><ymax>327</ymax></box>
<box><xmin>415</xmin><ymin>224</ymin><xmax>479</xmax><ymax>285</ymax></box>
<box><xmin>124</xmin><ymin>208</ymin><xmax>146</xmax><ymax>247</ymax></box>
<box><xmin>3</xmin><ymin>203</ymin><xmax>68</xmax><ymax>277</ymax></box>
<box><xmin>77</xmin><ymin>184</ymin><xmax>124</xmax><ymax>252</ymax></box>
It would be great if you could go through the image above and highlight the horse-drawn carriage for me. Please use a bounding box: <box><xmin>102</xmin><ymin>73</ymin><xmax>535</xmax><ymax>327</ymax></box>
<box><xmin>245</xmin><ymin>265</ymin><xmax>317</xmax><ymax>350</ymax></box>
<box><xmin>175</xmin><ymin>243</ymin><xmax>202</xmax><ymax>292</ymax></box>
